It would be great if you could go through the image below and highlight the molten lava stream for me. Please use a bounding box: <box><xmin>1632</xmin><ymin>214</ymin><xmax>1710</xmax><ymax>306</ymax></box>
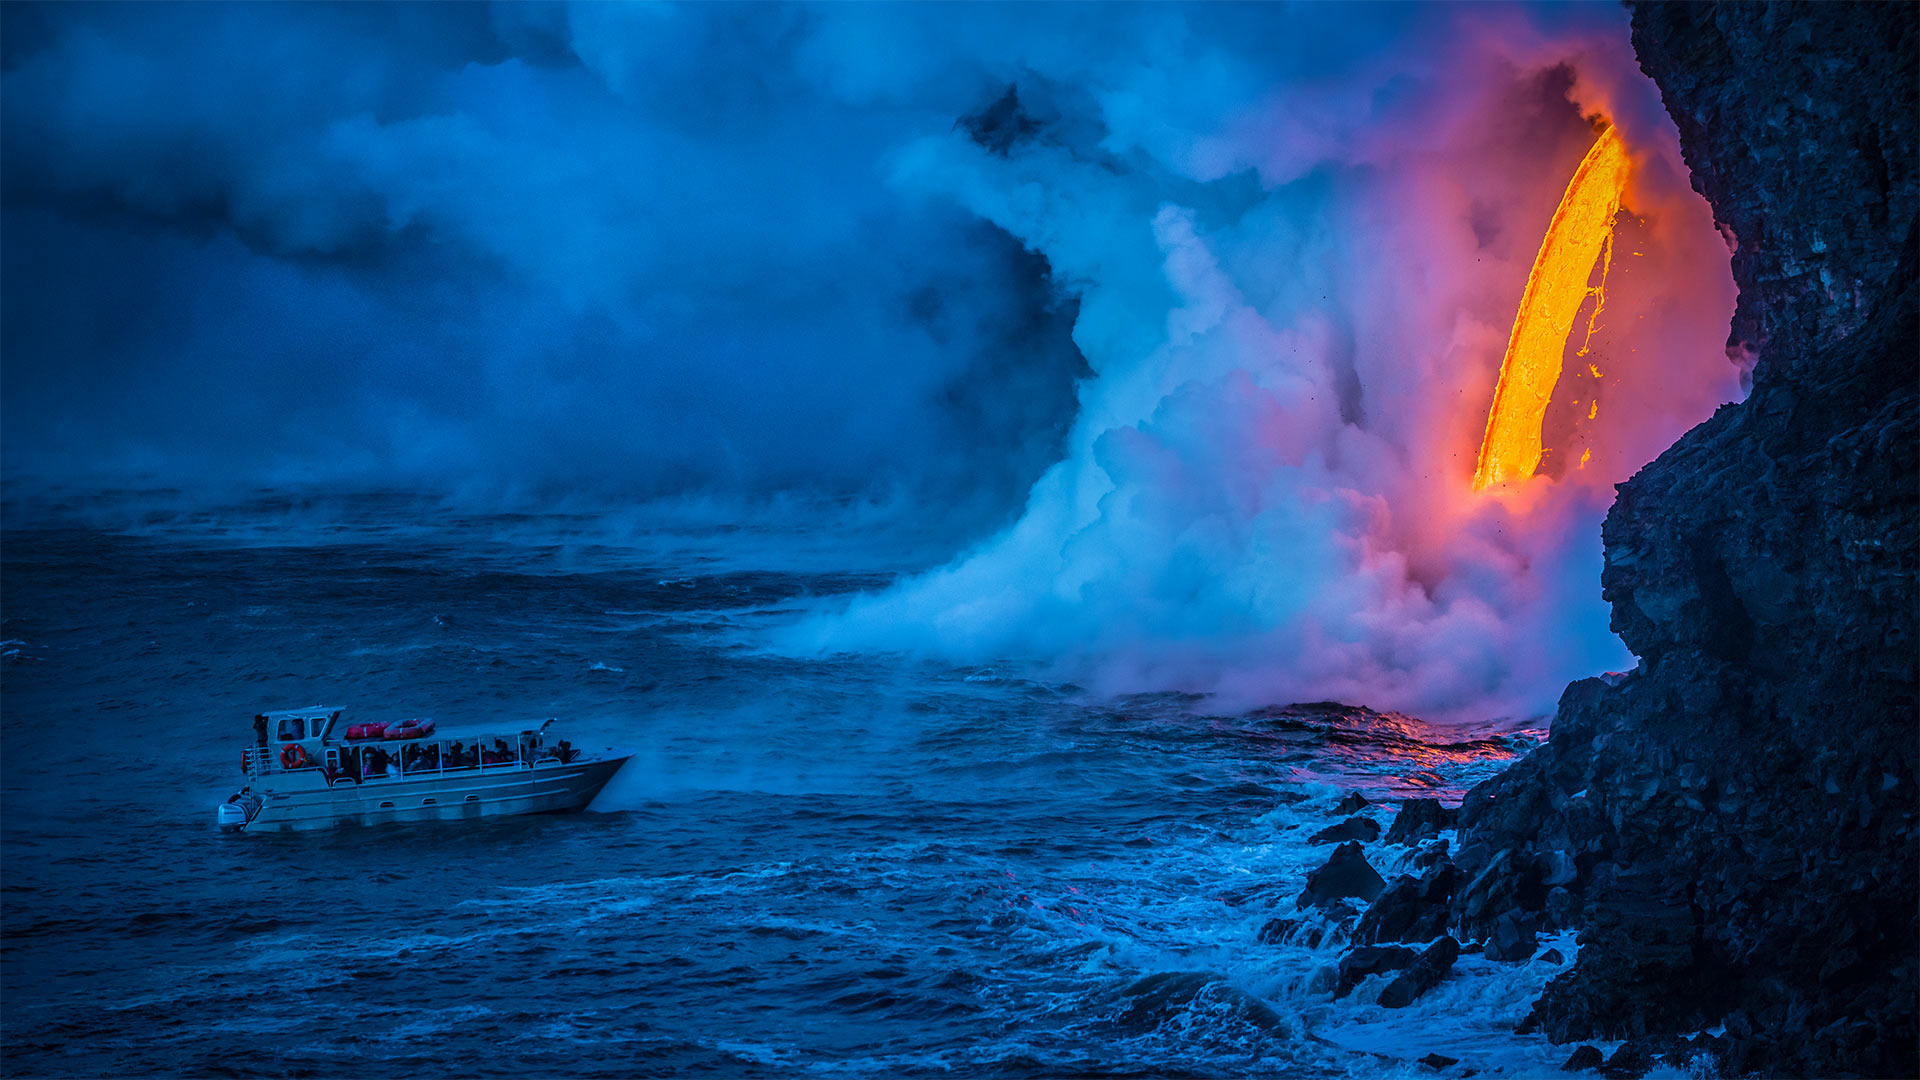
<box><xmin>1474</xmin><ymin>126</ymin><xmax>1631</xmax><ymax>491</ymax></box>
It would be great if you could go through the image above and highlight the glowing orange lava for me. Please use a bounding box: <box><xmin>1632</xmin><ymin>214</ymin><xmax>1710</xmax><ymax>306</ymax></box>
<box><xmin>1473</xmin><ymin>126</ymin><xmax>1631</xmax><ymax>490</ymax></box>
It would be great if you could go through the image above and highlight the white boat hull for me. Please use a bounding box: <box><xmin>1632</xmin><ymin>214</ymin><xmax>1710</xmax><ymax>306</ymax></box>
<box><xmin>232</xmin><ymin>755</ymin><xmax>628</xmax><ymax>833</ymax></box>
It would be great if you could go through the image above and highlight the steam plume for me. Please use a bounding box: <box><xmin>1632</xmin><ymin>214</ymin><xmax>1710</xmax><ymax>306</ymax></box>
<box><xmin>792</xmin><ymin>5</ymin><xmax>1743</xmax><ymax>723</ymax></box>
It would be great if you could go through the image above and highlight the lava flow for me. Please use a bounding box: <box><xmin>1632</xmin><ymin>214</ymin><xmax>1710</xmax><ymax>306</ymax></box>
<box><xmin>1473</xmin><ymin>125</ymin><xmax>1632</xmax><ymax>491</ymax></box>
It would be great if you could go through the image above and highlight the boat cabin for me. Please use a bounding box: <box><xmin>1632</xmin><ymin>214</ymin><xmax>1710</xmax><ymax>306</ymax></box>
<box><xmin>242</xmin><ymin>706</ymin><xmax>575</xmax><ymax>786</ymax></box>
<box><xmin>258</xmin><ymin>706</ymin><xmax>342</xmax><ymax>745</ymax></box>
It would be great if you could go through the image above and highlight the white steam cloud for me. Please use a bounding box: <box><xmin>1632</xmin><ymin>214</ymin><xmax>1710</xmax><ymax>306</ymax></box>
<box><xmin>790</xmin><ymin>4</ymin><xmax>1743</xmax><ymax>723</ymax></box>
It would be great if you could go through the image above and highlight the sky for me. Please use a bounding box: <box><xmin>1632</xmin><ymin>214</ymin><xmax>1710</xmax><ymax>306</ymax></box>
<box><xmin>1</xmin><ymin>2</ymin><xmax>1748</xmax><ymax>722</ymax></box>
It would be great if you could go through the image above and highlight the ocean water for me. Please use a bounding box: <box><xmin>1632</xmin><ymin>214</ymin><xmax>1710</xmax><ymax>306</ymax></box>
<box><xmin>2</xmin><ymin>502</ymin><xmax>1604</xmax><ymax>1078</ymax></box>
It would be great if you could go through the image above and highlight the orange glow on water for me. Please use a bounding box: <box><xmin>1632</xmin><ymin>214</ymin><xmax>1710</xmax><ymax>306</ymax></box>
<box><xmin>1473</xmin><ymin>126</ymin><xmax>1631</xmax><ymax>490</ymax></box>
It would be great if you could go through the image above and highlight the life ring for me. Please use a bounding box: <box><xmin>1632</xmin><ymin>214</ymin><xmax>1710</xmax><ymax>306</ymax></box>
<box><xmin>280</xmin><ymin>743</ymin><xmax>311</xmax><ymax>770</ymax></box>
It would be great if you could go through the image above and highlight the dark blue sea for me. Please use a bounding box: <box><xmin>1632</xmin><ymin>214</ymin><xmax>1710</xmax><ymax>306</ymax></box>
<box><xmin>2</xmin><ymin>498</ymin><xmax>1591</xmax><ymax>1078</ymax></box>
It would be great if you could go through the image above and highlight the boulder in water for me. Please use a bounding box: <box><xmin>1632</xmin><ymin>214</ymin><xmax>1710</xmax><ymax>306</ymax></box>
<box><xmin>1309</xmin><ymin>815</ymin><xmax>1381</xmax><ymax>845</ymax></box>
<box><xmin>1334</xmin><ymin>791</ymin><xmax>1371</xmax><ymax>815</ymax></box>
<box><xmin>1257</xmin><ymin>917</ymin><xmax>1296</xmax><ymax>944</ymax></box>
<box><xmin>1256</xmin><ymin>916</ymin><xmax>1341</xmax><ymax>950</ymax></box>
<box><xmin>1110</xmin><ymin>971</ymin><xmax>1289</xmax><ymax>1036</ymax></box>
<box><xmin>1297</xmin><ymin>841</ymin><xmax>1386</xmax><ymax>909</ymax></box>
<box><xmin>1334</xmin><ymin>944</ymin><xmax>1417</xmax><ymax>998</ymax></box>
<box><xmin>1600</xmin><ymin>1035</ymin><xmax>1673</xmax><ymax>1079</ymax></box>
<box><xmin>1377</xmin><ymin>935</ymin><xmax>1460</xmax><ymax>1009</ymax></box>
<box><xmin>1544</xmin><ymin>885</ymin><xmax>1575</xmax><ymax>929</ymax></box>
<box><xmin>1385</xmin><ymin>798</ymin><xmax>1457</xmax><ymax>845</ymax></box>
<box><xmin>1355</xmin><ymin>861</ymin><xmax>1456</xmax><ymax>944</ymax></box>
<box><xmin>1561</xmin><ymin>1044</ymin><xmax>1603</xmax><ymax>1072</ymax></box>
<box><xmin>1412</xmin><ymin>838</ymin><xmax>1450</xmax><ymax>870</ymax></box>
<box><xmin>1484</xmin><ymin>909</ymin><xmax>1538</xmax><ymax>963</ymax></box>
<box><xmin>1110</xmin><ymin>972</ymin><xmax>1212</xmax><ymax>1035</ymax></box>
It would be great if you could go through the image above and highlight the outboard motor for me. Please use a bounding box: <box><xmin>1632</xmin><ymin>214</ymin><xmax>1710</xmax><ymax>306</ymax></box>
<box><xmin>217</xmin><ymin>791</ymin><xmax>262</xmax><ymax>832</ymax></box>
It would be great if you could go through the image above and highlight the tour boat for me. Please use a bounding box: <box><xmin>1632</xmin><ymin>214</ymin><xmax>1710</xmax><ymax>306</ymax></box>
<box><xmin>217</xmin><ymin>705</ymin><xmax>628</xmax><ymax>833</ymax></box>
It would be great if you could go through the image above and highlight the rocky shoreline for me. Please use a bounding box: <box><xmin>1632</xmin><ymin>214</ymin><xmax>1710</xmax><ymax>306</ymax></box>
<box><xmin>1294</xmin><ymin>4</ymin><xmax>1917</xmax><ymax>1077</ymax></box>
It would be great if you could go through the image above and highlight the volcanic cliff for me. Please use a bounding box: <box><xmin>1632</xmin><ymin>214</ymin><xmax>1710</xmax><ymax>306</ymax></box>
<box><xmin>1446</xmin><ymin>3</ymin><xmax>1917</xmax><ymax>1076</ymax></box>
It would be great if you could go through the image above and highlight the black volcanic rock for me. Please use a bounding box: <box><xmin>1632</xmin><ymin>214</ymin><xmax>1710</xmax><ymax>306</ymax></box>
<box><xmin>1377</xmin><ymin>936</ymin><xmax>1460</xmax><ymax>1009</ymax></box>
<box><xmin>1109</xmin><ymin>971</ymin><xmax>1286</xmax><ymax>1036</ymax></box>
<box><xmin>1483</xmin><ymin>910</ymin><xmax>1537</xmax><ymax>964</ymax></box>
<box><xmin>1449</xmin><ymin>5</ymin><xmax>1919</xmax><ymax>1077</ymax></box>
<box><xmin>1355</xmin><ymin>862</ymin><xmax>1456</xmax><ymax>945</ymax></box>
<box><xmin>1631</xmin><ymin>4</ymin><xmax>1918</xmax><ymax>381</ymax></box>
<box><xmin>1561</xmin><ymin>1045</ymin><xmax>1602</xmax><ymax>1072</ymax></box>
<box><xmin>1309</xmin><ymin>815</ymin><xmax>1382</xmax><ymax>845</ymax></box>
<box><xmin>1334</xmin><ymin>944</ymin><xmax>1417</xmax><ymax>999</ymax></box>
<box><xmin>1334</xmin><ymin>791</ymin><xmax>1371</xmax><ymax>815</ymax></box>
<box><xmin>1599</xmin><ymin>1035</ymin><xmax>1679</xmax><ymax>1080</ymax></box>
<box><xmin>1411</xmin><ymin>838</ymin><xmax>1450</xmax><ymax>870</ymax></box>
<box><xmin>1297</xmin><ymin>841</ymin><xmax>1387</xmax><ymax>909</ymax></box>
<box><xmin>1258</xmin><ymin>913</ymin><xmax>1348</xmax><ymax>949</ymax></box>
<box><xmin>1384</xmin><ymin>798</ymin><xmax>1455</xmax><ymax>845</ymax></box>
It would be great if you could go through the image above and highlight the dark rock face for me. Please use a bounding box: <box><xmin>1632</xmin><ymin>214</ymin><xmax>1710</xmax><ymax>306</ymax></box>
<box><xmin>1309</xmin><ymin>814</ymin><xmax>1382</xmax><ymax>846</ymax></box>
<box><xmin>1297</xmin><ymin>841</ymin><xmax>1387</xmax><ymax>909</ymax></box>
<box><xmin>1631</xmin><ymin>4</ymin><xmax>1919</xmax><ymax>378</ymax></box>
<box><xmin>1451</xmin><ymin>5</ymin><xmax>1919</xmax><ymax>1077</ymax></box>
<box><xmin>1384</xmin><ymin>798</ymin><xmax>1456</xmax><ymax>845</ymax></box>
<box><xmin>1377</xmin><ymin>936</ymin><xmax>1460</xmax><ymax>1009</ymax></box>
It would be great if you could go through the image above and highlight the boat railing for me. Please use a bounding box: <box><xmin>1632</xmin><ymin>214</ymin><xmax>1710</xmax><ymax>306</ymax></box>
<box><xmin>243</xmin><ymin>745</ymin><xmax>276</xmax><ymax>780</ymax></box>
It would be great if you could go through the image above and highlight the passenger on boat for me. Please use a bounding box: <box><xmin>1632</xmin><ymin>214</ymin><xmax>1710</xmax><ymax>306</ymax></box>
<box><xmin>386</xmin><ymin>758</ymin><xmax>402</xmax><ymax>781</ymax></box>
<box><xmin>253</xmin><ymin>714</ymin><xmax>269</xmax><ymax>748</ymax></box>
<box><xmin>555</xmin><ymin>739</ymin><xmax>576</xmax><ymax>764</ymax></box>
<box><xmin>447</xmin><ymin>741</ymin><xmax>468</xmax><ymax>768</ymax></box>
